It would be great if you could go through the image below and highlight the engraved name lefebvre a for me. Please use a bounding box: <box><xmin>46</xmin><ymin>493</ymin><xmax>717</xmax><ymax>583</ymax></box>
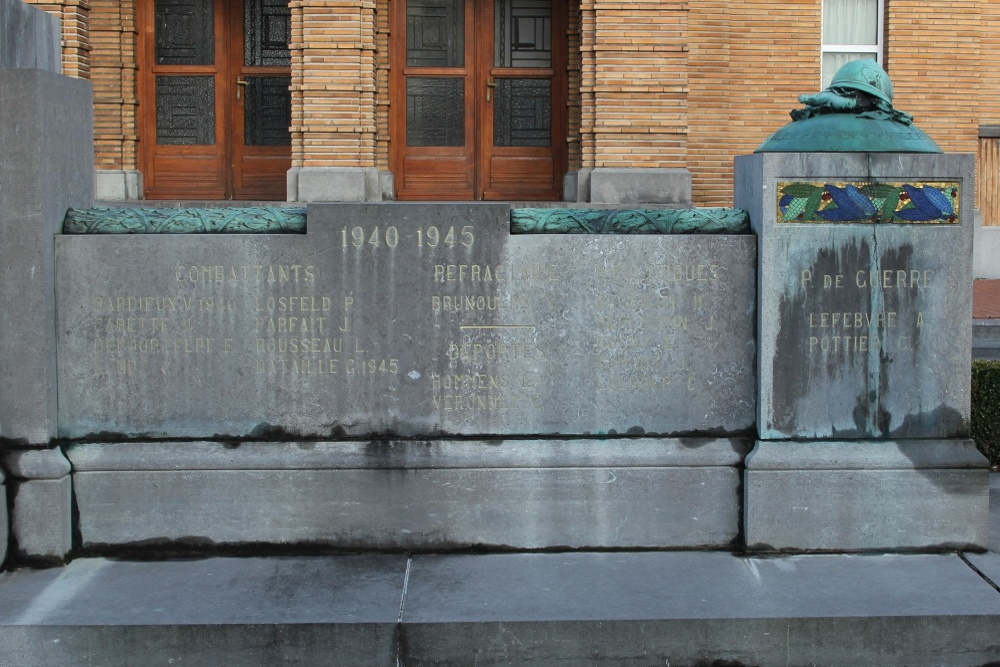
<box><xmin>800</xmin><ymin>266</ymin><xmax>930</xmax><ymax>355</ymax></box>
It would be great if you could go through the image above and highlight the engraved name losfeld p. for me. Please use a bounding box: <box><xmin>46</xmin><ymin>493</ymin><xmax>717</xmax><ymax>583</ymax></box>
<box><xmin>56</xmin><ymin>217</ymin><xmax>756</xmax><ymax>438</ymax></box>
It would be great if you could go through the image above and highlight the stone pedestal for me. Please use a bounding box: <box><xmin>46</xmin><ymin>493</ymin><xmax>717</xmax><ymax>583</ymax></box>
<box><xmin>287</xmin><ymin>167</ymin><xmax>390</xmax><ymax>202</ymax></box>
<box><xmin>736</xmin><ymin>152</ymin><xmax>989</xmax><ymax>551</ymax></box>
<box><xmin>0</xmin><ymin>69</ymin><xmax>93</xmax><ymax>444</ymax></box>
<box><xmin>94</xmin><ymin>169</ymin><xmax>142</xmax><ymax>200</ymax></box>
<box><xmin>565</xmin><ymin>168</ymin><xmax>692</xmax><ymax>205</ymax></box>
<box><xmin>2</xmin><ymin>449</ymin><xmax>72</xmax><ymax>564</ymax></box>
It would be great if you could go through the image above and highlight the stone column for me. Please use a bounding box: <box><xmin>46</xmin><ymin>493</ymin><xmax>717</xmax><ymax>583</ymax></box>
<box><xmin>736</xmin><ymin>152</ymin><xmax>990</xmax><ymax>551</ymax></box>
<box><xmin>287</xmin><ymin>0</ymin><xmax>385</xmax><ymax>201</ymax></box>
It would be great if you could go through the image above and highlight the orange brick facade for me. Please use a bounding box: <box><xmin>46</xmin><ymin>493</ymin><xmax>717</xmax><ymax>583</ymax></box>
<box><xmin>26</xmin><ymin>0</ymin><xmax>1000</xmax><ymax>206</ymax></box>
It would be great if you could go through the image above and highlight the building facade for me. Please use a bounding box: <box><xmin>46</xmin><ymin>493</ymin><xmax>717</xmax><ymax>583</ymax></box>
<box><xmin>22</xmin><ymin>0</ymin><xmax>1000</xmax><ymax>211</ymax></box>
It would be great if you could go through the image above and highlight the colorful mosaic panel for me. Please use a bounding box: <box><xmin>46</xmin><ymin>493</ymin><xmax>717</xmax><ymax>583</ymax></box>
<box><xmin>776</xmin><ymin>182</ymin><xmax>960</xmax><ymax>224</ymax></box>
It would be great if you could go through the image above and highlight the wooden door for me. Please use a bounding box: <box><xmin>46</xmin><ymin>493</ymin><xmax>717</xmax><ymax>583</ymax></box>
<box><xmin>140</xmin><ymin>0</ymin><xmax>291</xmax><ymax>199</ymax></box>
<box><xmin>391</xmin><ymin>0</ymin><xmax>566</xmax><ymax>200</ymax></box>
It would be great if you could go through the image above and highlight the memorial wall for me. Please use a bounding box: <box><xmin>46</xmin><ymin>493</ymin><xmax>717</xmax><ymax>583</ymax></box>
<box><xmin>56</xmin><ymin>204</ymin><xmax>757</xmax><ymax>440</ymax></box>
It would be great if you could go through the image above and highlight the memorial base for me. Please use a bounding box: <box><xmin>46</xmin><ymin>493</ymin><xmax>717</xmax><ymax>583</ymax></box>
<box><xmin>68</xmin><ymin>439</ymin><xmax>747</xmax><ymax>552</ymax></box>
<box><xmin>745</xmin><ymin>440</ymin><xmax>990</xmax><ymax>552</ymax></box>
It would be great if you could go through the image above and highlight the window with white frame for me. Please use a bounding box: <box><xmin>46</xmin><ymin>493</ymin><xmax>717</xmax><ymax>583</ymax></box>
<box><xmin>821</xmin><ymin>0</ymin><xmax>884</xmax><ymax>87</ymax></box>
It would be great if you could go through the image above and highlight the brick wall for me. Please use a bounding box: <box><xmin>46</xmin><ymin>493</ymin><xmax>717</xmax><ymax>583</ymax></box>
<box><xmin>88</xmin><ymin>0</ymin><xmax>137</xmax><ymax>171</ymax></box>
<box><xmin>578</xmin><ymin>0</ymin><xmax>688</xmax><ymax>170</ymax></box>
<box><xmin>290</xmin><ymin>0</ymin><xmax>378</xmax><ymax>168</ymax></box>
<box><xmin>887</xmin><ymin>0</ymin><xmax>979</xmax><ymax>156</ymax></box>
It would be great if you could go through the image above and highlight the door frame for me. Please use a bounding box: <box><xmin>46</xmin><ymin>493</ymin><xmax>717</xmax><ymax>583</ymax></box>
<box><xmin>389</xmin><ymin>0</ymin><xmax>567</xmax><ymax>200</ymax></box>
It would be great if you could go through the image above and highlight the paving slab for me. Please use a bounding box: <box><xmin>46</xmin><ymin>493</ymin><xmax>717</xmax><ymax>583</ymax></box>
<box><xmin>967</xmin><ymin>552</ymin><xmax>1000</xmax><ymax>589</ymax></box>
<box><xmin>1</xmin><ymin>552</ymin><xmax>999</xmax><ymax>666</ymax></box>
<box><xmin>400</xmin><ymin>552</ymin><xmax>1000</xmax><ymax>666</ymax></box>
<box><xmin>0</xmin><ymin>556</ymin><xmax>406</xmax><ymax>666</ymax></box>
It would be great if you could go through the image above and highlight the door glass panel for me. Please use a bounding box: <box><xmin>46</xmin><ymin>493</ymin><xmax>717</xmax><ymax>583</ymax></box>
<box><xmin>494</xmin><ymin>0</ymin><xmax>551</xmax><ymax>68</ymax></box>
<box><xmin>244</xmin><ymin>0</ymin><xmax>291</xmax><ymax>66</ymax></box>
<box><xmin>155</xmin><ymin>76</ymin><xmax>215</xmax><ymax>145</ymax></box>
<box><xmin>406</xmin><ymin>0</ymin><xmax>464</xmax><ymax>67</ymax></box>
<box><xmin>244</xmin><ymin>76</ymin><xmax>292</xmax><ymax>146</ymax></box>
<box><xmin>155</xmin><ymin>0</ymin><xmax>214</xmax><ymax>65</ymax></box>
<box><xmin>494</xmin><ymin>78</ymin><xmax>550</xmax><ymax>147</ymax></box>
<box><xmin>407</xmin><ymin>77</ymin><xmax>465</xmax><ymax>146</ymax></box>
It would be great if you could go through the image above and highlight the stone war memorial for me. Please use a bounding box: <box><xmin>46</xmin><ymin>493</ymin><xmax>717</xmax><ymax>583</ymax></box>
<box><xmin>2</xmin><ymin>2</ymin><xmax>999</xmax><ymax>662</ymax></box>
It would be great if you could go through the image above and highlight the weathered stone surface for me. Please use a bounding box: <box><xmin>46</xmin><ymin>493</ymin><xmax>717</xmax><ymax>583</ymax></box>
<box><xmin>7</xmin><ymin>478</ymin><xmax>72</xmax><ymax>563</ymax></box>
<box><xmin>2</xmin><ymin>449</ymin><xmax>72</xmax><ymax>479</ymax></box>
<box><xmin>744</xmin><ymin>440</ymin><xmax>990</xmax><ymax>551</ymax></box>
<box><xmin>589</xmin><ymin>168</ymin><xmax>692</xmax><ymax>206</ymax></box>
<box><xmin>0</xmin><ymin>70</ymin><xmax>93</xmax><ymax>445</ymax></box>
<box><xmin>3</xmin><ymin>449</ymin><xmax>73</xmax><ymax>563</ymax></box>
<box><xmin>68</xmin><ymin>438</ymin><xmax>748</xmax><ymax>550</ymax></box>
<box><xmin>736</xmin><ymin>152</ymin><xmax>975</xmax><ymax>439</ymax></box>
<box><xmin>94</xmin><ymin>169</ymin><xmax>142</xmax><ymax>201</ymax></box>
<box><xmin>5</xmin><ymin>553</ymin><xmax>1000</xmax><ymax>666</ymax></box>
<box><xmin>0</xmin><ymin>0</ymin><xmax>59</xmax><ymax>71</ymax></box>
<box><xmin>399</xmin><ymin>552</ymin><xmax>1000</xmax><ymax>666</ymax></box>
<box><xmin>0</xmin><ymin>469</ymin><xmax>6</xmax><ymax>567</ymax></box>
<box><xmin>290</xmin><ymin>167</ymin><xmax>381</xmax><ymax>202</ymax></box>
<box><xmin>0</xmin><ymin>556</ymin><xmax>403</xmax><ymax>666</ymax></box>
<box><xmin>56</xmin><ymin>203</ymin><xmax>755</xmax><ymax>439</ymax></box>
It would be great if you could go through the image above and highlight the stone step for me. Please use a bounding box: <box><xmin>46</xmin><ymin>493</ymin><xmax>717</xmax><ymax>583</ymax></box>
<box><xmin>2</xmin><ymin>551</ymin><xmax>999</xmax><ymax>666</ymax></box>
<box><xmin>973</xmin><ymin>320</ymin><xmax>1000</xmax><ymax>359</ymax></box>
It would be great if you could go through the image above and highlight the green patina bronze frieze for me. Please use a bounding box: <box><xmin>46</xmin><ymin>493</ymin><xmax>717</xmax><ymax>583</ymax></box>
<box><xmin>776</xmin><ymin>181</ymin><xmax>960</xmax><ymax>224</ymax></box>
<box><xmin>510</xmin><ymin>208</ymin><xmax>750</xmax><ymax>234</ymax></box>
<box><xmin>63</xmin><ymin>207</ymin><xmax>307</xmax><ymax>234</ymax></box>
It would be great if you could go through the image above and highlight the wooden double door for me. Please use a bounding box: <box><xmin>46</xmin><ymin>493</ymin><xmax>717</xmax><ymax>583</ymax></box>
<box><xmin>140</xmin><ymin>0</ymin><xmax>291</xmax><ymax>199</ymax></box>
<box><xmin>392</xmin><ymin>0</ymin><xmax>567</xmax><ymax>200</ymax></box>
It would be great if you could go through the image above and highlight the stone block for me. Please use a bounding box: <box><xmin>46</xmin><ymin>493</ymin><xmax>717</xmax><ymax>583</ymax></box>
<box><xmin>0</xmin><ymin>0</ymin><xmax>60</xmax><ymax>72</ymax></box>
<box><xmin>974</xmin><ymin>212</ymin><xmax>1000</xmax><ymax>278</ymax></box>
<box><xmin>94</xmin><ymin>169</ymin><xmax>142</xmax><ymax>201</ymax></box>
<box><xmin>0</xmin><ymin>469</ymin><xmax>7</xmax><ymax>568</ymax></box>
<box><xmin>55</xmin><ymin>203</ymin><xmax>756</xmax><ymax>439</ymax></box>
<box><xmin>0</xmin><ymin>69</ymin><xmax>93</xmax><ymax>444</ymax></box>
<box><xmin>0</xmin><ymin>556</ymin><xmax>403</xmax><ymax>666</ymax></box>
<box><xmin>744</xmin><ymin>440</ymin><xmax>990</xmax><ymax>551</ymax></box>
<box><xmin>2</xmin><ymin>449</ymin><xmax>73</xmax><ymax>563</ymax></box>
<box><xmin>399</xmin><ymin>551</ymin><xmax>1000</xmax><ymax>666</ymax></box>
<box><xmin>736</xmin><ymin>152</ymin><xmax>975</xmax><ymax>439</ymax></box>
<box><xmin>562</xmin><ymin>168</ymin><xmax>591</xmax><ymax>202</ymax></box>
<box><xmin>68</xmin><ymin>438</ymin><xmax>747</xmax><ymax>550</ymax></box>
<box><xmin>291</xmin><ymin>167</ymin><xmax>381</xmax><ymax>202</ymax></box>
<box><xmin>589</xmin><ymin>168</ymin><xmax>692</xmax><ymax>205</ymax></box>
